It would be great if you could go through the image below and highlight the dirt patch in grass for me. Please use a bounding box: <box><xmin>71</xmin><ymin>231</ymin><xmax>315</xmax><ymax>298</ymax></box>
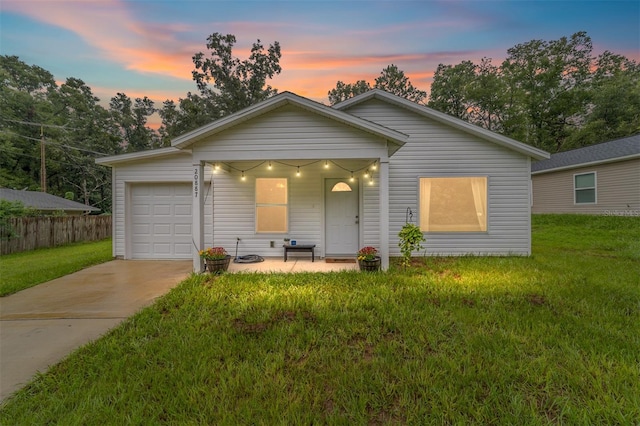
<box><xmin>527</xmin><ymin>294</ymin><xmax>547</xmax><ymax>306</ymax></box>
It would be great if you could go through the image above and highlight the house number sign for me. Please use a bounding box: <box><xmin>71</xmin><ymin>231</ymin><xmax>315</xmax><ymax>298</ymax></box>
<box><xmin>193</xmin><ymin>167</ymin><xmax>199</xmax><ymax>198</ymax></box>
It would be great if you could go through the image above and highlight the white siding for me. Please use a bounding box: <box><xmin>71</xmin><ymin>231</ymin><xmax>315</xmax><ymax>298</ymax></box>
<box><xmin>192</xmin><ymin>104</ymin><xmax>387</xmax><ymax>160</ymax></box>
<box><xmin>111</xmin><ymin>152</ymin><xmax>213</xmax><ymax>258</ymax></box>
<box><xmin>210</xmin><ymin>162</ymin><xmax>355</xmax><ymax>259</ymax></box>
<box><xmin>345</xmin><ymin>99</ymin><xmax>533</xmax><ymax>255</ymax></box>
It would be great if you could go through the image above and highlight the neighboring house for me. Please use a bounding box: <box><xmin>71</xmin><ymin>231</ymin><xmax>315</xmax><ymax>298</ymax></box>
<box><xmin>532</xmin><ymin>135</ymin><xmax>640</xmax><ymax>215</ymax></box>
<box><xmin>96</xmin><ymin>90</ymin><xmax>548</xmax><ymax>271</ymax></box>
<box><xmin>0</xmin><ymin>188</ymin><xmax>100</xmax><ymax>215</ymax></box>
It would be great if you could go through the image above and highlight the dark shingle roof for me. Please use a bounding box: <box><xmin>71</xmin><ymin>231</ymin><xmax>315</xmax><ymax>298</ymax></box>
<box><xmin>532</xmin><ymin>134</ymin><xmax>640</xmax><ymax>173</ymax></box>
<box><xmin>0</xmin><ymin>189</ymin><xmax>100</xmax><ymax>212</ymax></box>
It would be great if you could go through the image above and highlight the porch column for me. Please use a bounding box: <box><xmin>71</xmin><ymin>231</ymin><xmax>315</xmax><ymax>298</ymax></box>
<box><xmin>192</xmin><ymin>162</ymin><xmax>204</xmax><ymax>272</ymax></box>
<box><xmin>379</xmin><ymin>159</ymin><xmax>390</xmax><ymax>270</ymax></box>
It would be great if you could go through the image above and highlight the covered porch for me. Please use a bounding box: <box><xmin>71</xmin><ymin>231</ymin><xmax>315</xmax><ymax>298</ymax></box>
<box><xmin>227</xmin><ymin>257</ymin><xmax>359</xmax><ymax>273</ymax></box>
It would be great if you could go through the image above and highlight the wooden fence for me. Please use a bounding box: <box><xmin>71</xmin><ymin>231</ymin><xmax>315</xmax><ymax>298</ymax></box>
<box><xmin>0</xmin><ymin>215</ymin><xmax>112</xmax><ymax>255</ymax></box>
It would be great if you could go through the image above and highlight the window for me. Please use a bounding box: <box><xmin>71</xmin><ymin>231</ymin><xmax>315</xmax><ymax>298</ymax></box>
<box><xmin>419</xmin><ymin>177</ymin><xmax>487</xmax><ymax>232</ymax></box>
<box><xmin>256</xmin><ymin>178</ymin><xmax>288</xmax><ymax>233</ymax></box>
<box><xmin>574</xmin><ymin>172</ymin><xmax>596</xmax><ymax>204</ymax></box>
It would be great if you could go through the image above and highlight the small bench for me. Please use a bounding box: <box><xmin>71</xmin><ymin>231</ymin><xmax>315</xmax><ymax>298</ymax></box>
<box><xmin>283</xmin><ymin>244</ymin><xmax>316</xmax><ymax>262</ymax></box>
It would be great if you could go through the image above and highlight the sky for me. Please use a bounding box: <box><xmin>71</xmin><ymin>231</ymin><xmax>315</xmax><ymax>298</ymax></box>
<box><xmin>1</xmin><ymin>0</ymin><xmax>639</xmax><ymax>127</ymax></box>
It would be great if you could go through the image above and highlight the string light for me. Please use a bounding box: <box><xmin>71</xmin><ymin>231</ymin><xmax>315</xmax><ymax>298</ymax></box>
<box><xmin>268</xmin><ymin>161</ymin><xmax>272</xmax><ymax>170</ymax></box>
<box><xmin>324</xmin><ymin>160</ymin><xmax>329</xmax><ymax>169</ymax></box>
<box><xmin>241</xmin><ymin>171</ymin><xmax>246</xmax><ymax>181</ymax></box>
<box><xmin>371</xmin><ymin>161</ymin><xmax>377</xmax><ymax>171</ymax></box>
<box><xmin>296</xmin><ymin>166</ymin><xmax>301</xmax><ymax>177</ymax></box>
<box><xmin>349</xmin><ymin>172</ymin><xmax>354</xmax><ymax>182</ymax></box>
<box><xmin>364</xmin><ymin>169</ymin><xmax>370</xmax><ymax>178</ymax></box>
<box><xmin>369</xmin><ymin>176</ymin><xmax>374</xmax><ymax>185</ymax></box>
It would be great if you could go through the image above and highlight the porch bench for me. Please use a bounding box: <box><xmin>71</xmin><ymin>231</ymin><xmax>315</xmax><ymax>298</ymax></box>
<box><xmin>283</xmin><ymin>244</ymin><xmax>316</xmax><ymax>262</ymax></box>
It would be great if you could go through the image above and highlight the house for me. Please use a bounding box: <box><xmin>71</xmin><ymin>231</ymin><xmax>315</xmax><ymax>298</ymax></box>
<box><xmin>0</xmin><ymin>188</ymin><xmax>100</xmax><ymax>215</ymax></box>
<box><xmin>532</xmin><ymin>135</ymin><xmax>640</xmax><ymax>215</ymax></box>
<box><xmin>96</xmin><ymin>90</ymin><xmax>549</xmax><ymax>271</ymax></box>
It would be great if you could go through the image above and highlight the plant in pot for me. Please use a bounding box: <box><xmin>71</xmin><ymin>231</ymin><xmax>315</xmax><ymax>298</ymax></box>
<box><xmin>199</xmin><ymin>247</ymin><xmax>231</xmax><ymax>274</ymax></box>
<box><xmin>398</xmin><ymin>223</ymin><xmax>426</xmax><ymax>268</ymax></box>
<box><xmin>357</xmin><ymin>246</ymin><xmax>381</xmax><ymax>271</ymax></box>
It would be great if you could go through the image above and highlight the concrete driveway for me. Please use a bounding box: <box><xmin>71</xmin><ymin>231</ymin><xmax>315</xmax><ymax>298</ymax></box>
<box><xmin>0</xmin><ymin>260</ymin><xmax>192</xmax><ymax>403</ymax></box>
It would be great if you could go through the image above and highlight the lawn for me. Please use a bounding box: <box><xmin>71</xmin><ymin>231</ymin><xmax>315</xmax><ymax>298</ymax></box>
<box><xmin>0</xmin><ymin>216</ymin><xmax>638</xmax><ymax>423</ymax></box>
<box><xmin>0</xmin><ymin>239</ymin><xmax>113</xmax><ymax>296</ymax></box>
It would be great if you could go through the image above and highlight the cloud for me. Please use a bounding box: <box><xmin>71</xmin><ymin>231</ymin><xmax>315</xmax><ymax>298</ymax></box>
<box><xmin>3</xmin><ymin>0</ymin><xmax>198</xmax><ymax>81</ymax></box>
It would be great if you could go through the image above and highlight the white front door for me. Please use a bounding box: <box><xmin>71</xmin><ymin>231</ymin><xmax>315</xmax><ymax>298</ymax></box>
<box><xmin>325</xmin><ymin>178</ymin><xmax>359</xmax><ymax>256</ymax></box>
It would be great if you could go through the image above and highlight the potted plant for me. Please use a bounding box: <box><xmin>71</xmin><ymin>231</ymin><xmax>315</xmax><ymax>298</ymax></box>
<box><xmin>199</xmin><ymin>247</ymin><xmax>231</xmax><ymax>274</ymax></box>
<box><xmin>357</xmin><ymin>246</ymin><xmax>381</xmax><ymax>271</ymax></box>
<box><xmin>398</xmin><ymin>223</ymin><xmax>426</xmax><ymax>267</ymax></box>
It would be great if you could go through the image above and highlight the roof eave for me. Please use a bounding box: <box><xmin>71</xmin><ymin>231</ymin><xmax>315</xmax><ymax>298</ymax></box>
<box><xmin>532</xmin><ymin>153</ymin><xmax>640</xmax><ymax>175</ymax></box>
<box><xmin>95</xmin><ymin>147</ymin><xmax>190</xmax><ymax>166</ymax></box>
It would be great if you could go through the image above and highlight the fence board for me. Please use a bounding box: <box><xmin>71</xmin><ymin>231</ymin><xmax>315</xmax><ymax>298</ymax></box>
<box><xmin>0</xmin><ymin>216</ymin><xmax>112</xmax><ymax>255</ymax></box>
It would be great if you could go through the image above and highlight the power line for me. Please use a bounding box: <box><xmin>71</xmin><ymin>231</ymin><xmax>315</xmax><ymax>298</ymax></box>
<box><xmin>0</xmin><ymin>117</ymin><xmax>82</xmax><ymax>131</ymax></box>
<box><xmin>0</xmin><ymin>131</ymin><xmax>112</xmax><ymax>156</ymax></box>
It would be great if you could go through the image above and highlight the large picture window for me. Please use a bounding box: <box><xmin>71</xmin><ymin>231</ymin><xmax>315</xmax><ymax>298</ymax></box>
<box><xmin>256</xmin><ymin>178</ymin><xmax>288</xmax><ymax>233</ymax></box>
<box><xmin>574</xmin><ymin>172</ymin><xmax>596</xmax><ymax>204</ymax></box>
<box><xmin>420</xmin><ymin>177</ymin><xmax>487</xmax><ymax>232</ymax></box>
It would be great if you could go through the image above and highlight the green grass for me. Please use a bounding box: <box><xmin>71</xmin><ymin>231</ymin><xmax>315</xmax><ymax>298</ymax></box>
<box><xmin>1</xmin><ymin>216</ymin><xmax>639</xmax><ymax>423</ymax></box>
<box><xmin>0</xmin><ymin>239</ymin><xmax>113</xmax><ymax>296</ymax></box>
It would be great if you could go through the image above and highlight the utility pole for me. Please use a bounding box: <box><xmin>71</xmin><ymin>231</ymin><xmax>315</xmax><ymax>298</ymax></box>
<box><xmin>40</xmin><ymin>125</ymin><xmax>46</xmax><ymax>192</ymax></box>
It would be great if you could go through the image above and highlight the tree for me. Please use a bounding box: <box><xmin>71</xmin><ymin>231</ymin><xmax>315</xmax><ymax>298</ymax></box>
<box><xmin>192</xmin><ymin>33</ymin><xmax>282</xmax><ymax>116</ymax></box>
<box><xmin>428</xmin><ymin>61</ymin><xmax>476</xmax><ymax>120</ymax></box>
<box><xmin>566</xmin><ymin>52</ymin><xmax>640</xmax><ymax>147</ymax></box>
<box><xmin>327</xmin><ymin>80</ymin><xmax>371</xmax><ymax>105</ymax></box>
<box><xmin>158</xmin><ymin>92</ymin><xmax>220</xmax><ymax>145</ymax></box>
<box><xmin>501</xmin><ymin>31</ymin><xmax>593</xmax><ymax>152</ymax></box>
<box><xmin>328</xmin><ymin>64</ymin><xmax>426</xmax><ymax>105</ymax></box>
<box><xmin>109</xmin><ymin>93</ymin><xmax>156</xmax><ymax>152</ymax></box>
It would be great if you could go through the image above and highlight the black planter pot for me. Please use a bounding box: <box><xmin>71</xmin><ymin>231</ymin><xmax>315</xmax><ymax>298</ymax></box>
<box><xmin>358</xmin><ymin>256</ymin><xmax>381</xmax><ymax>272</ymax></box>
<box><xmin>205</xmin><ymin>255</ymin><xmax>232</xmax><ymax>274</ymax></box>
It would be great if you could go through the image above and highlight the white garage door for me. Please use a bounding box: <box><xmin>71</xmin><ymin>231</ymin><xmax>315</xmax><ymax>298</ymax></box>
<box><xmin>130</xmin><ymin>183</ymin><xmax>192</xmax><ymax>259</ymax></box>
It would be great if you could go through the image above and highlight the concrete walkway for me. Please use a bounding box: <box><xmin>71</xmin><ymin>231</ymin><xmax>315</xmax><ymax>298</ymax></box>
<box><xmin>0</xmin><ymin>260</ymin><xmax>192</xmax><ymax>403</ymax></box>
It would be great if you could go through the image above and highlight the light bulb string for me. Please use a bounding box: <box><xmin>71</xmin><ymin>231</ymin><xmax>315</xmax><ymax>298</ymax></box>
<box><xmin>213</xmin><ymin>159</ymin><xmax>378</xmax><ymax>177</ymax></box>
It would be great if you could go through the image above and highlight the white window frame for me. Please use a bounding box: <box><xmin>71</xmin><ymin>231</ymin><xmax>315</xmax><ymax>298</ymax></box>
<box><xmin>255</xmin><ymin>177</ymin><xmax>288</xmax><ymax>234</ymax></box>
<box><xmin>419</xmin><ymin>176</ymin><xmax>488</xmax><ymax>233</ymax></box>
<box><xmin>574</xmin><ymin>172</ymin><xmax>597</xmax><ymax>205</ymax></box>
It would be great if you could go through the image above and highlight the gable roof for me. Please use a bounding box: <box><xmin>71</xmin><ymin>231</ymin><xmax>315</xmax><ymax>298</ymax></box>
<box><xmin>334</xmin><ymin>89</ymin><xmax>550</xmax><ymax>160</ymax></box>
<box><xmin>0</xmin><ymin>189</ymin><xmax>100</xmax><ymax>213</ymax></box>
<box><xmin>171</xmin><ymin>91</ymin><xmax>408</xmax><ymax>154</ymax></box>
<box><xmin>531</xmin><ymin>134</ymin><xmax>640</xmax><ymax>174</ymax></box>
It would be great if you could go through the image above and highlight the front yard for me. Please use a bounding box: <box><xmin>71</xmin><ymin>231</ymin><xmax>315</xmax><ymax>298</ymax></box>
<box><xmin>0</xmin><ymin>215</ymin><xmax>638</xmax><ymax>423</ymax></box>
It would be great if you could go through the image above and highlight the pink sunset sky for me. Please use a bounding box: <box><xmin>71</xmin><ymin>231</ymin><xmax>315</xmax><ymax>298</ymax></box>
<box><xmin>2</xmin><ymin>0</ymin><xmax>638</xmax><ymax>128</ymax></box>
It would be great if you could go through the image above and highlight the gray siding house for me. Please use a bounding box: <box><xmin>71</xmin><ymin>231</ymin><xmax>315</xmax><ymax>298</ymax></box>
<box><xmin>0</xmin><ymin>188</ymin><xmax>100</xmax><ymax>215</ymax></box>
<box><xmin>532</xmin><ymin>135</ymin><xmax>640</xmax><ymax>215</ymax></box>
<box><xmin>97</xmin><ymin>90</ymin><xmax>548</xmax><ymax>271</ymax></box>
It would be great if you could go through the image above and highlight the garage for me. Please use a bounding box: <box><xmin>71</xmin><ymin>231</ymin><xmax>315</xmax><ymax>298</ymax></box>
<box><xmin>129</xmin><ymin>183</ymin><xmax>192</xmax><ymax>259</ymax></box>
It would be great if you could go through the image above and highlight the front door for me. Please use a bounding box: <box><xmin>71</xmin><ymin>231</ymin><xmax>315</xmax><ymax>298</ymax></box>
<box><xmin>325</xmin><ymin>178</ymin><xmax>359</xmax><ymax>256</ymax></box>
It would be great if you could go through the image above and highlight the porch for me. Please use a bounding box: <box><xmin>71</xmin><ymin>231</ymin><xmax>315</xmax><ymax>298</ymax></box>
<box><xmin>227</xmin><ymin>257</ymin><xmax>359</xmax><ymax>273</ymax></box>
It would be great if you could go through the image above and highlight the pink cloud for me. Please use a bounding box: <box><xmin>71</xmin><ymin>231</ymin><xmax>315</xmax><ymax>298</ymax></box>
<box><xmin>3</xmin><ymin>0</ymin><xmax>198</xmax><ymax>80</ymax></box>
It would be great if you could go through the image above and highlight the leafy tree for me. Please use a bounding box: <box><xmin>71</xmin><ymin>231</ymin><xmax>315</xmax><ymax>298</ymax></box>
<box><xmin>158</xmin><ymin>92</ymin><xmax>220</xmax><ymax>145</ymax></box>
<box><xmin>0</xmin><ymin>55</ymin><xmax>57</xmax><ymax>191</ymax></box>
<box><xmin>566</xmin><ymin>52</ymin><xmax>640</xmax><ymax>147</ymax></box>
<box><xmin>109</xmin><ymin>93</ymin><xmax>156</xmax><ymax>152</ymax></box>
<box><xmin>428</xmin><ymin>61</ymin><xmax>476</xmax><ymax>120</ymax></box>
<box><xmin>192</xmin><ymin>33</ymin><xmax>282</xmax><ymax>117</ymax></box>
<box><xmin>327</xmin><ymin>80</ymin><xmax>371</xmax><ymax>105</ymax></box>
<box><xmin>328</xmin><ymin>64</ymin><xmax>426</xmax><ymax>105</ymax></box>
<box><xmin>501</xmin><ymin>31</ymin><xmax>593</xmax><ymax>152</ymax></box>
<box><xmin>375</xmin><ymin>65</ymin><xmax>427</xmax><ymax>104</ymax></box>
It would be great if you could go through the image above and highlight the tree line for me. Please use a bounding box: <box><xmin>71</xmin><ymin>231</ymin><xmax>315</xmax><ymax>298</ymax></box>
<box><xmin>1</xmin><ymin>31</ymin><xmax>638</xmax><ymax>212</ymax></box>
